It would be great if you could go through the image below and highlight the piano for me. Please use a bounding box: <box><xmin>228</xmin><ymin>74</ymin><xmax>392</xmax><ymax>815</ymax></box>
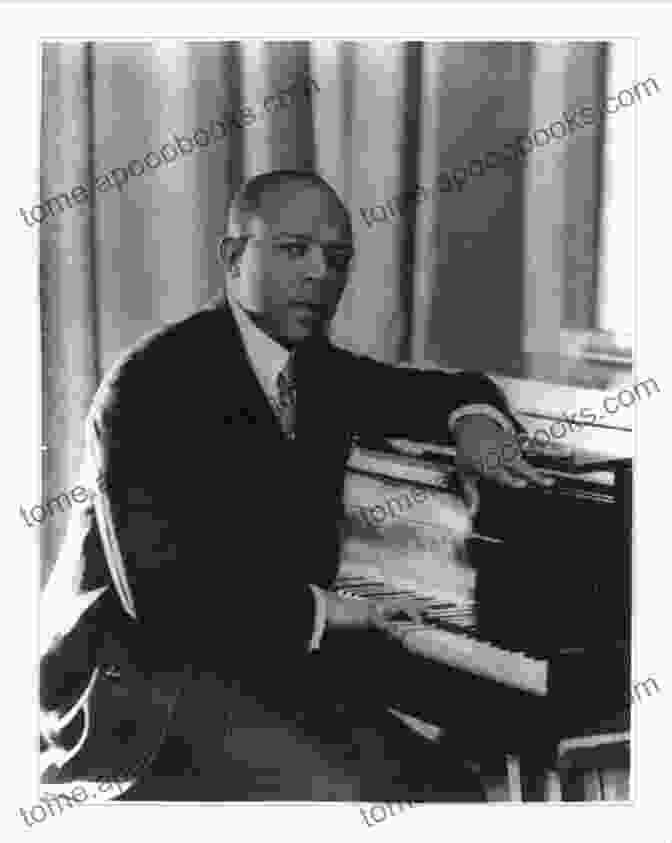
<box><xmin>334</xmin><ymin>383</ymin><xmax>632</xmax><ymax>801</ymax></box>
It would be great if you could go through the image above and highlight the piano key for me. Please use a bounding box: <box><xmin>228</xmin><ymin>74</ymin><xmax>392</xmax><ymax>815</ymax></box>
<box><xmin>333</xmin><ymin>573</ymin><xmax>547</xmax><ymax>694</ymax></box>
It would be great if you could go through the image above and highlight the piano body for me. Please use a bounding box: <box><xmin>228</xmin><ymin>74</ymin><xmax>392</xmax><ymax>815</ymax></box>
<box><xmin>335</xmin><ymin>377</ymin><xmax>632</xmax><ymax>802</ymax></box>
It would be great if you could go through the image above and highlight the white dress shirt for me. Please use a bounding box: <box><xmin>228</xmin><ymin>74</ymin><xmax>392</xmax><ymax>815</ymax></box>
<box><xmin>227</xmin><ymin>291</ymin><xmax>511</xmax><ymax>651</ymax></box>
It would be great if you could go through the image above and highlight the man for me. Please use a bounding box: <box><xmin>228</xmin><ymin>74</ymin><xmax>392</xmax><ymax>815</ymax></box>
<box><xmin>40</xmin><ymin>170</ymin><xmax>551</xmax><ymax>802</ymax></box>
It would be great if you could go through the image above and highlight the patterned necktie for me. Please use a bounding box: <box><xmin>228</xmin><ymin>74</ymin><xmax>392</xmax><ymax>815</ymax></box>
<box><xmin>274</xmin><ymin>356</ymin><xmax>296</xmax><ymax>440</ymax></box>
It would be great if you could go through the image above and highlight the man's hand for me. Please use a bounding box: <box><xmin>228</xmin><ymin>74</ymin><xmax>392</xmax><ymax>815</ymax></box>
<box><xmin>453</xmin><ymin>415</ymin><xmax>554</xmax><ymax>490</ymax></box>
<box><xmin>323</xmin><ymin>592</ymin><xmax>372</xmax><ymax>630</ymax></box>
<box><xmin>324</xmin><ymin>593</ymin><xmax>423</xmax><ymax>631</ymax></box>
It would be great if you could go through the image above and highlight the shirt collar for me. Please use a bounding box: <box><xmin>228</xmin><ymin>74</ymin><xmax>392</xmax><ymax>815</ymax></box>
<box><xmin>227</xmin><ymin>291</ymin><xmax>290</xmax><ymax>403</ymax></box>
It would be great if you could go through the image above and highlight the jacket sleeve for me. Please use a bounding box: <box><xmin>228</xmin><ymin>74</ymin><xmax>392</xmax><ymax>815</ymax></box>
<box><xmin>332</xmin><ymin>347</ymin><xmax>524</xmax><ymax>443</ymax></box>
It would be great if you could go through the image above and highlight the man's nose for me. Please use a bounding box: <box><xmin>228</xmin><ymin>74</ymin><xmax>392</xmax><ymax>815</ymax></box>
<box><xmin>304</xmin><ymin>243</ymin><xmax>329</xmax><ymax>278</ymax></box>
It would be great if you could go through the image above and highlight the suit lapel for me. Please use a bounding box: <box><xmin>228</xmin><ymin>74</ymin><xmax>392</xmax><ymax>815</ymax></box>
<box><xmin>203</xmin><ymin>296</ymin><xmax>287</xmax><ymax>442</ymax></box>
<box><xmin>201</xmin><ymin>297</ymin><xmax>351</xmax><ymax>470</ymax></box>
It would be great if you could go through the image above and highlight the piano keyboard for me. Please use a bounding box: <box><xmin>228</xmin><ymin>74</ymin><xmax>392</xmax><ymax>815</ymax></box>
<box><xmin>334</xmin><ymin>575</ymin><xmax>549</xmax><ymax>697</ymax></box>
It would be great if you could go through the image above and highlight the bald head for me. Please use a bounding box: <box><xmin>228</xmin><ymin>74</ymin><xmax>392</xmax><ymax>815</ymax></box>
<box><xmin>226</xmin><ymin>170</ymin><xmax>352</xmax><ymax>241</ymax></box>
<box><xmin>222</xmin><ymin>170</ymin><xmax>354</xmax><ymax>348</ymax></box>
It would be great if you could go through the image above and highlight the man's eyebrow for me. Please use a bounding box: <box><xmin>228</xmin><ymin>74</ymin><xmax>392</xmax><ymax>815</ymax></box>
<box><xmin>271</xmin><ymin>232</ymin><xmax>311</xmax><ymax>241</ymax></box>
<box><xmin>271</xmin><ymin>233</ymin><xmax>353</xmax><ymax>248</ymax></box>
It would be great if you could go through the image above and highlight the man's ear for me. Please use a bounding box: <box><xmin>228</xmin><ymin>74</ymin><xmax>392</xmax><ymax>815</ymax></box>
<box><xmin>218</xmin><ymin>236</ymin><xmax>247</xmax><ymax>276</ymax></box>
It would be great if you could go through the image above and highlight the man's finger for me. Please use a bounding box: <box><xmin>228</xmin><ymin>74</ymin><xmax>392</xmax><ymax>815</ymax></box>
<box><xmin>457</xmin><ymin>472</ymin><xmax>480</xmax><ymax>517</ymax></box>
<box><xmin>484</xmin><ymin>440</ymin><xmax>522</xmax><ymax>472</ymax></box>
<box><xmin>470</xmin><ymin>442</ymin><xmax>521</xmax><ymax>476</ymax></box>
<box><xmin>507</xmin><ymin>456</ymin><xmax>555</xmax><ymax>487</ymax></box>
<box><xmin>379</xmin><ymin>599</ymin><xmax>424</xmax><ymax>625</ymax></box>
<box><xmin>485</xmin><ymin>468</ymin><xmax>529</xmax><ymax>489</ymax></box>
<box><xmin>380</xmin><ymin>621</ymin><xmax>415</xmax><ymax>644</ymax></box>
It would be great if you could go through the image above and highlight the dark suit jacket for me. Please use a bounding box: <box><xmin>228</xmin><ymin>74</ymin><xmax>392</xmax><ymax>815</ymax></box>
<box><xmin>39</xmin><ymin>295</ymin><xmax>518</xmax><ymax>789</ymax></box>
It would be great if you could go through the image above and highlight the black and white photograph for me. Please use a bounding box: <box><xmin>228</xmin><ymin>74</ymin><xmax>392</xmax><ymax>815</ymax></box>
<box><xmin>33</xmin><ymin>36</ymin><xmax>643</xmax><ymax>807</ymax></box>
<box><xmin>4</xmin><ymin>6</ymin><xmax>669</xmax><ymax>834</ymax></box>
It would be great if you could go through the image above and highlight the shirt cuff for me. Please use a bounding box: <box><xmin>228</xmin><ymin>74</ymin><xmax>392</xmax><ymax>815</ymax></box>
<box><xmin>307</xmin><ymin>584</ymin><xmax>328</xmax><ymax>652</ymax></box>
<box><xmin>448</xmin><ymin>403</ymin><xmax>515</xmax><ymax>434</ymax></box>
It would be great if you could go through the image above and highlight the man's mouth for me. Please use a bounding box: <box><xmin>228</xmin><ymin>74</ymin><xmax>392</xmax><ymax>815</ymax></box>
<box><xmin>289</xmin><ymin>302</ymin><xmax>328</xmax><ymax>319</ymax></box>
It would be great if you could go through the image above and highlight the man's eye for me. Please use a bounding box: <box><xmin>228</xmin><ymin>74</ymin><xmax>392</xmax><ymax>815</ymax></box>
<box><xmin>279</xmin><ymin>243</ymin><xmax>308</xmax><ymax>259</ymax></box>
<box><xmin>327</xmin><ymin>251</ymin><xmax>353</xmax><ymax>270</ymax></box>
